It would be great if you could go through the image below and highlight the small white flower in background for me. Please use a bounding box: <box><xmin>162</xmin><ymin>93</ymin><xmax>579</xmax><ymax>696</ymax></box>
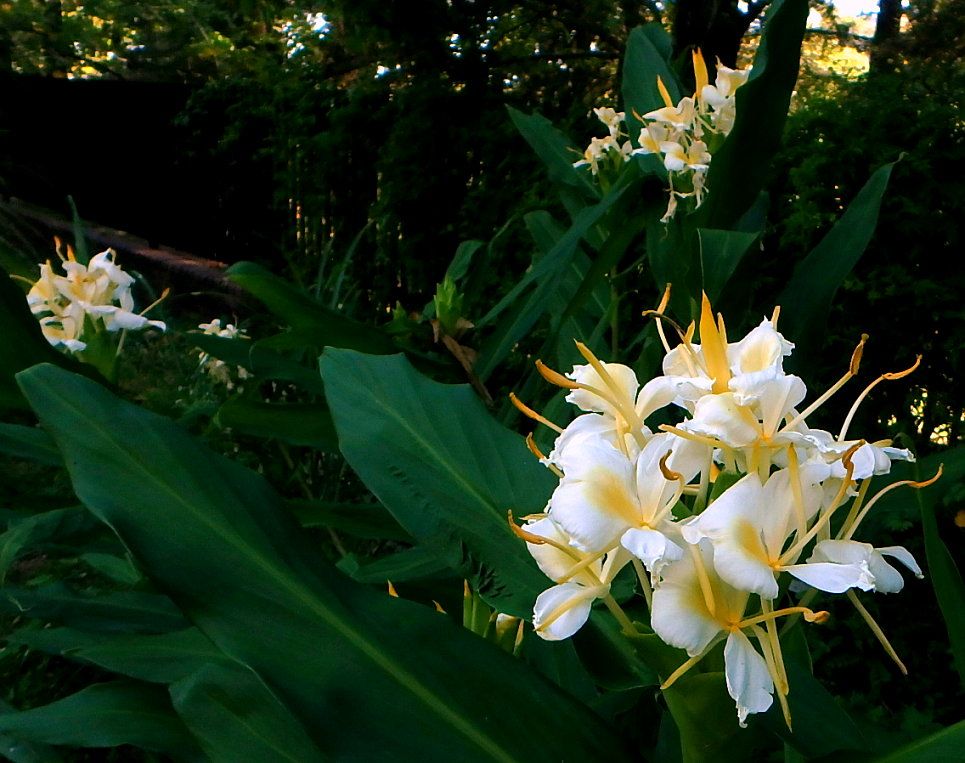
<box><xmin>573</xmin><ymin>108</ymin><xmax>633</xmax><ymax>175</ymax></box>
<box><xmin>197</xmin><ymin>318</ymin><xmax>250</xmax><ymax>388</ymax></box>
<box><xmin>22</xmin><ymin>242</ymin><xmax>166</xmax><ymax>352</ymax></box>
<box><xmin>508</xmin><ymin>289</ymin><xmax>938</xmax><ymax>730</ymax></box>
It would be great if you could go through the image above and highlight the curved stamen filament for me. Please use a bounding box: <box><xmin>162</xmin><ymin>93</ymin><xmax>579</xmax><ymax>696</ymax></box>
<box><xmin>847</xmin><ymin>590</ymin><xmax>907</xmax><ymax>674</ymax></box>
<box><xmin>787</xmin><ymin>446</ymin><xmax>808</xmax><ymax>540</ymax></box>
<box><xmin>783</xmin><ymin>334</ymin><xmax>868</xmax><ymax>432</ymax></box>
<box><xmin>660</xmin><ymin>635</ymin><xmax>723</xmax><ymax>690</ymax></box>
<box><xmin>574</xmin><ymin>340</ymin><xmax>647</xmax><ymax>437</ymax></box>
<box><xmin>841</xmin><ymin>465</ymin><xmax>942</xmax><ymax>541</ymax></box>
<box><xmin>139</xmin><ymin>287</ymin><xmax>171</xmax><ymax>317</ymax></box>
<box><xmin>509</xmin><ymin>392</ymin><xmax>564</xmax><ymax>433</ymax></box>
<box><xmin>739</xmin><ymin>606</ymin><xmax>829</xmax><ymax>630</ymax></box>
<box><xmin>525</xmin><ymin>433</ymin><xmax>563</xmax><ymax>478</ymax></box>
<box><xmin>749</xmin><ymin>623</ymin><xmax>793</xmax><ymax>730</ymax></box>
<box><xmin>632</xmin><ymin>557</ymin><xmax>653</xmax><ymax>611</ymax></box>
<box><xmin>838</xmin><ymin>355</ymin><xmax>921</xmax><ymax>440</ymax></box>
<box><xmin>507</xmin><ymin>511</ymin><xmax>581</xmax><ymax>561</ymax></box>
<box><xmin>556</xmin><ymin>548</ymin><xmax>608</xmax><ymax>584</ymax></box>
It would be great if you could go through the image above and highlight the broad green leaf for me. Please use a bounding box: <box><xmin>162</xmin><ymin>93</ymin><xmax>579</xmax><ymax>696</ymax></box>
<box><xmin>763</xmin><ymin>656</ymin><xmax>867</xmax><ymax>757</ymax></box>
<box><xmin>7</xmin><ymin>626</ymin><xmax>230</xmax><ymax>684</ymax></box>
<box><xmin>228</xmin><ymin>261</ymin><xmax>396</xmax><ymax>354</ymax></box>
<box><xmin>0</xmin><ymin>507</ymin><xmax>96</xmax><ymax>583</ymax></box>
<box><xmin>338</xmin><ymin>545</ymin><xmax>457</xmax><ymax>585</ymax></box>
<box><xmin>698</xmin><ymin>228</ymin><xmax>760</xmax><ymax>304</ymax></box>
<box><xmin>191</xmin><ymin>332</ymin><xmax>327</xmax><ymax>395</ymax></box>
<box><xmin>0</xmin><ymin>699</ymin><xmax>65</xmax><ymax>763</ymax></box>
<box><xmin>779</xmin><ymin>161</ymin><xmax>896</xmax><ymax>359</ymax></box>
<box><xmin>663</xmin><ymin>672</ymin><xmax>763</xmax><ymax>763</ymax></box>
<box><xmin>286</xmin><ymin>499</ymin><xmax>412</xmax><ymax>541</ymax></box>
<box><xmin>215</xmin><ymin>399</ymin><xmax>337</xmax><ymax>450</ymax></box>
<box><xmin>0</xmin><ymin>423</ymin><xmax>61</xmax><ymax>466</ymax></box>
<box><xmin>872</xmin><ymin>720</ymin><xmax>965</xmax><ymax>763</ymax></box>
<box><xmin>0</xmin><ymin>681</ymin><xmax>201</xmax><ymax>757</ymax></box>
<box><xmin>698</xmin><ymin>0</ymin><xmax>809</xmax><ymax>229</ymax></box>
<box><xmin>0</xmin><ymin>583</ymin><xmax>187</xmax><ymax>634</ymax></box>
<box><xmin>320</xmin><ymin>350</ymin><xmax>555</xmax><ymax>616</ymax></box>
<box><xmin>508</xmin><ymin>107</ymin><xmax>598</xmax><ymax>196</ymax></box>
<box><xmin>19</xmin><ymin>364</ymin><xmax>631</xmax><ymax>762</ymax></box>
<box><xmin>171</xmin><ymin>663</ymin><xmax>325</xmax><ymax>763</ymax></box>
<box><xmin>80</xmin><ymin>552</ymin><xmax>142</xmax><ymax>585</ymax></box>
<box><xmin>622</xmin><ymin>24</ymin><xmax>681</xmax><ymax>137</ymax></box>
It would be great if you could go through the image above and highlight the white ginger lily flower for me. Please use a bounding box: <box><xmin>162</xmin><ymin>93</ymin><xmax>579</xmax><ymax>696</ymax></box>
<box><xmin>652</xmin><ymin>541</ymin><xmax>828</xmax><ymax>727</ymax></box>
<box><xmin>660</xmin><ymin>139</ymin><xmax>711</xmax><ymax>172</ymax></box>
<box><xmin>679</xmin><ymin>466</ymin><xmax>874</xmax><ymax>599</ymax></box>
<box><xmin>517</xmin><ymin>516</ymin><xmax>629</xmax><ymax>641</ymax></box>
<box><xmin>550</xmin><ymin>432</ymin><xmax>703</xmax><ymax>556</ymax></box>
<box><xmin>593</xmin><ymin>107</ymin><xmax>625</xmax><ymax>138</ymax></box>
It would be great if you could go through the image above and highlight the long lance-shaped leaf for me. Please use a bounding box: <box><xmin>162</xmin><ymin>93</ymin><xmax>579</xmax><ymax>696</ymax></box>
<box><xmin>170</xmin><ymin>663</ymin><xmax>326</xmax><ymax>763</ymax></box>
<box><xmin>873</xmin><ymin>720</ymin><xmax>965</xmax><ymax>763</ymax></box>
<box><xmin>18</xmin><ymin>364</ymin><xmax>631</xmax><ymax>762</ymax></box>
<box><xmin>475</xmin><ymin>180</ymin><xmax>630</xmax><ymax>380</ymax></box>
<box><xmin>0</xmin><ymin>423</ymin><xmax>62</xmax><ymax>466</ymax></box>
<box><xmin>622</xmin><ymin>24</ymin><xmax>680</xmax><ymax>139</ymax></box>
<box><xmin>320</xmin><ymin>350</ymin><xmax>556</xmax><ymax>616</ymax></box>
<box><xmin>778</xmin><ymin>161</ymin><xmax>896</xmax><ymax>363</ymax></box>
<box><xmin>0</xmin><ymin>681</ymin><xmax>202</xmax><ymax>758</ymax></box>
<box><xmin>508</xmin><ymin>107</ymin><xmax>599</xmax><ymax>199</ymax></box>
<box><xmin>697</xmin><ymin>0</ymin><xmax>809</xmax><ymax>230</ymax></box>
<box><xmin>227</xmin><ymin>261</ymin><xmax>396</xmax><ymax>355</ymax></box>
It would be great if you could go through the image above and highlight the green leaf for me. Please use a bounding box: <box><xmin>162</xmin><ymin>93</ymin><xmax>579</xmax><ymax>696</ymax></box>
<box><xmin>7</xmin><ymin>626</ymin><xmax>230</xmax><ymax>684</ymax></box>
<box><xmin>698</xmin><ymin>0</ymin><xmax>809</xmax><ymax>229</ymax></box>
<box><xmin>445</xmin><ymin>239</ymin><xmax>485</xmax><ymax>283</ymax></box>
<box><xmin>872</xmin><ymin>720</ymin><xmax>965</xmax><ymax>763</ymax></box>
<box><xmin>227</xmin><ymin>261</ymin><xmax>396</xmax><ymax>354</ymax></box>
<box><xmin>508</xmin><ymin>107</ymin><xmax>598</xmax><ymax>197</ymax></box>
<box><xmin>0</xmin><ymin>583</ymin><xmax>187</xmax><ymax>634</ymax></box>
<box><xmin>779</xmin><ymin>161</ymin><xmax>896</xmax><ymax>358</ymax></box>
<box><xmin>698</xmin><ymin>228</ymin><xmax>760</xmax><ymax>304</ymax></box>
<box><xmin>0</xmin><ymin>423</ymin><xmax>62</xmax><ymax>466</ymax></box>
<box><xmin>0</xmin><ymin>507</ymin><xmax>95</xmax><ymax>583</ymax></box>
<box><xmin>0</xmin><ymin>681</ymin><xmax>201</xmax><ymax>757</ymax></box>
<box><xmin>763</xmin><ymin>656</ymin><xmax>867</xmax><ymax>757</ymax></box>
<box><xmin>663</xmin><ymin>672</ymin><xmax>762</xmax><ymax>763</ymax></box>
<box><xmin>18</xmin><ymin>363</ymin><xmax>631</xmax><ymax>762</ymax></box>
<box><xmin>338</xmin><ymin>545</ymin><xmax>456</xmax><ymax>585</ymax></box>
<box><xmin>286</xmin><ymin>499</ymin><xmax>412</xmax><ymax>541</ymax></box>
<box><xmin>171</xmin><ymin>663</ymin><xmax>326</xmax><ymax>763</ymax></box>
<box><xmin>215</xmin><ymin>399</ymin><xmax>337</xmax><ymax>450</ymax></box>
<box><xmin>80</xmin><ymin>552</ymin><xmax>142</xmax><ymax>585</ymax></box>
<box><xmin>0</xmin><ymin>699</ymin><xmax>65</xmax><ymax>763</ymax></box>
<box><xmin>319</xmin><ymin>350</ymin><xmax>555</xmax><ymax>616</ymax></box>
<box><xmin>475</xmin><ymin>181</ymin><xmax>629</xmax><ymax>379</ymax></box>
<box><xmin>622</xmin><ymin>24</ymin><xmax>681</xmax><ymax>137</ymax></box>
<box><xmin>191</xmin><ymin>332</ymin><xmax>326</xmax><ymax>395</ymax></box>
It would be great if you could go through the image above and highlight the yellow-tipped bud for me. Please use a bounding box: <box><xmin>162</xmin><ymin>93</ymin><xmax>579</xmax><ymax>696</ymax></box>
<box><xmin>656</xmin><ymin>75</ymin><xmax>674</xmax><ymax>109</ymax></box>
<box><xmin>387</xmin><ymin>580</ymin><xmax>399</xmax><ymax>598</ymax></box>
<box><xmin>692</xmin><ymin>49</ymin><xmax>709</xmax><ymax>98</ymax></box>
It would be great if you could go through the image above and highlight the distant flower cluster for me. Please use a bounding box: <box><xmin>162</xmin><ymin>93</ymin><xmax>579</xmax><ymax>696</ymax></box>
<box><xmin>24</xmin><ymin>242</ymin><xmax>165</xmax><ymax>352</ymax></box>
<box><xmin>512</xmin><ymin>293</ymin><xmax>935</xmax><ymax>728</ymax></box>
<box><xmin>197</xmin><ymin>318</ymin><xmax>250</xmax><ymax>389</ymax></box>
<box><xmin>574</xmin><ymin>51</ymin><xmax>749</xmax><ymax>221</ymax></box>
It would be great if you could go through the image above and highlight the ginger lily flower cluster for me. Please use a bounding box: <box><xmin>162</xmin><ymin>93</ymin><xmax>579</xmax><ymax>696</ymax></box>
<box><xmin>511</xmin><ymin>293</ymin><xmax>938</xmax><ymax>729</ymax></box>
<box><xmin>21</xmin><ymin>241</ymin><xmax>166</xmax><ymax>352</ymax></box>
<box><xmin>574</xmin><ymin>51</ymin><xmax>749</xmax><ymax>221</ymax></box>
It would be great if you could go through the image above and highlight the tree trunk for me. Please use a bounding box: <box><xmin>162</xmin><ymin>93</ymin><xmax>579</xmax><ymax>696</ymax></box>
<box><xmin>869</xmin><ymin>0</ymin><xmax>904</xmax><ymax>73</ymax></box>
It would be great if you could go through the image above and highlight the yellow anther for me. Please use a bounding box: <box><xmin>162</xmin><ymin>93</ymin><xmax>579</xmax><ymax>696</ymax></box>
<box><xmin>535</xmin><ymin>360</ymin><xmax>579</xmax><ymax>389</ymax></box>
<box><xmin>658</xmin><ymin>450</ymin><xmax>682</xmax><ymax>482</ymax></box>
<box><xmin>387</xmin><ymin>580</ymin><xmax>399</xmax><ymax>598</ymax></box>
<box><xmin>850</xmin><ymin>333</ymin><xmax>869</xmax><ymax>375</ymax></box>
<box><xmin>509</xmin><ymin>392</ymin><xmax>563</xmax><ymax>433</ymax></box>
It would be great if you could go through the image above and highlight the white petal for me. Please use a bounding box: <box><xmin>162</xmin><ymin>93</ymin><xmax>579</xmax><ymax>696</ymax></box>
<box><xmin>650</xmin><ymin>550</ymin><xmax>722</xmax><ymax>656</ymax></box>
<box><xmin>784</xmin><ymin>561</ymin><xmax>875</xmax><ymax>593</ymax></box>
<box><xmin>724</xmin><ymin>630</ymin><xmax>774</xmax><ymax>727</ymax></box>
<box><xmin>621</xmin><ymin>527</ymin><xmax>682</xmax><ymax>579</ymax></box>
<box><xmin>684</xmin><ymin>393</ymin><xmax>759</xmax><ymax>447</ymax></box>
<box><xmin>532</xmin><ymin>583</ymin><xmax>599</xmax><ymax>641</ymax></box>
<box><xmin>877</xmin><ymin>546</ymin><xmax>924</xmax><ymax>578</ymax></box>
<box><xmin>565</xmin><ymin>362</ymin><xmax>638</xmax><ymax>417</ymax></box>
